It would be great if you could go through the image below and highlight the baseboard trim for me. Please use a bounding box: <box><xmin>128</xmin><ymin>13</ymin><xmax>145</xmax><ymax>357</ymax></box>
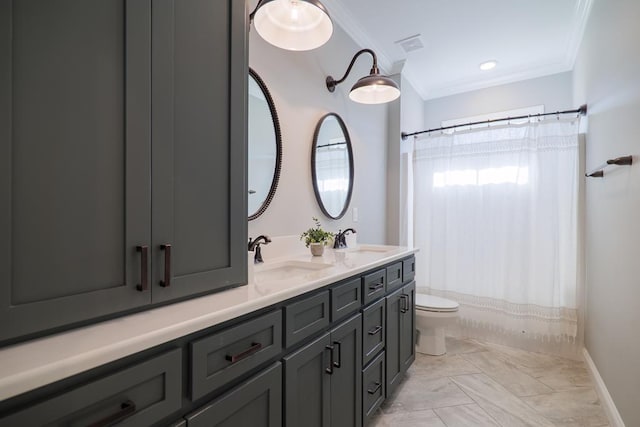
<box><xmin>582</xmin><ymin>348</ymin><xmax>625</xmax><ymax>427</ymax></box>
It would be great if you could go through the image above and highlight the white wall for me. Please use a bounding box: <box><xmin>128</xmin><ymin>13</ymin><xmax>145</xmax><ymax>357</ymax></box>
<box><xmin>573</xmin><ymin>0</ymin><xmax>640</xmax><ymax>425</ymax></box>
<box><xmin>248</xmin><ymin>19</ymin><xmax>390</xmax><ymax>244</ymax></box>
<box><xmin>422</xmin><ymin>72</ymin><xmax>573</xmax><ymax>129</ymax></box>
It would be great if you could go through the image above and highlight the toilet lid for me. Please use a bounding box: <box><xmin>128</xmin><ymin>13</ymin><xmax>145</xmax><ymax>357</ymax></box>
<box><xmin>415</xmin><ymin>294</ymin><xmax>459</xmax><ymax>312</ymax></box>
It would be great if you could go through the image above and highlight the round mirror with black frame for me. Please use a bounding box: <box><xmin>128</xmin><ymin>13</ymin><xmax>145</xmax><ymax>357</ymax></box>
<box><xmin>311</xmin><ymin>113</ymin><xmax>354</xmax><ymax>220</ymax></box>
<box><xmin>248</xmin><ymin>68</ymin><xmax>282</xmax><ymax>220</ymax></box>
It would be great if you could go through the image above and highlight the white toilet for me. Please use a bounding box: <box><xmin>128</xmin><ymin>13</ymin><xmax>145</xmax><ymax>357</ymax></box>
<box><xmin>415</xmin><ymin>293</ymin><xmax>459</xmax><ymax>356</ymax></box>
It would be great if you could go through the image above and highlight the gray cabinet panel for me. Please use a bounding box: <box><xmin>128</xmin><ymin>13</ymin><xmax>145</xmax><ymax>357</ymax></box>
<box><xmin>285</xmin><ymin>291</ymin><xmax>330</xmax><ymax>347</ymax></box>
<box><xmin>0</xmin><ymin>349</ymin><xmax>182</xmax><ymax>427</ymax></box>
<box><xmin>330</xmin><ymin>314</ymin><xmax>362</xmax><ymax>427</ymax></box>
<box><xmin>402</xmin><ymin>257</ymin><xmax>415</xmax><ymax>284</ymax></box>
<box><xmin>400</xmin><ymin>281</ymin><xmax>416</xmax><ymax>372</ymax></box>
<box><xmin>385</xmin><ymin>288</ymin><xmax>403</xmax><ymax>397</ymax></box>
<box><xmin>362</xmin><ymin>351</ymin><xmax>385</xmax><ymax>425</ymax></box>
<box><xmin>330</xmin><ymin>277</ymin><xmax>362</xmax><ymax>322</ymax></box>
<box><xmin>362</xmin><ymin>269</ymin><xmax>386</xmax><ymax>305</ymax></box>
<box><xmin>151</xmin><ymin>0</ymin><xmax>247</xmax><ymax>302</ymax></box>
<box><xmin>284</xmin><ymin>332</ymin><xmax>332</xmax><ymax>427</ymax></box>
<box><xmin>0</xmin><ymin>0</ymin><xmax>151</xmax><ymax>342</ymax></box>
<box><xmin>386</xmin><ymin>262</ymin><xmax>403</xmax><ymax>293</ymax></box>
<box><xmin>186</xmin><ymin>363</ymin><xmax>282</xmax><ymax>427</ymax></box>
<box><xmin>190</xmin><ymin>310</ymin><xmax>282</xmax><ymax>400</ymax></box>
<box><xmin>362</xmin><ymin>298</ymin><xmax>385</xmax><ymax>366</ymax></box>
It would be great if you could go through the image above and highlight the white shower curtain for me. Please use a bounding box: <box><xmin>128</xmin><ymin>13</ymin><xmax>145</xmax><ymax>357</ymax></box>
<box><xmin>413</xmin><ymin>119</ymin><xmax>580</xmax><ymax>341</ymax></box>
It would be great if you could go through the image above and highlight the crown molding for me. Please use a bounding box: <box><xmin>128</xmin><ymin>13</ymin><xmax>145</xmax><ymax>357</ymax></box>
<box><xmin>420</xmin><ymin>59</ymin><xmax>574</xmax><ymax>100</ymax></box>
<box><xmin>565</xmin><ymin>0</ymin><xmax>593</xmax><ymax>69</ymax></box>
<box><xmin>321</xmin><ymin>0</ymin><xmax>393</xmax><ymax>73</ymax></box>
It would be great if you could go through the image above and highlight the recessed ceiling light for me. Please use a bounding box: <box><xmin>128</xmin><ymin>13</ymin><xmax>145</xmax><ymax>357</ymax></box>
<box><xmin>479</xmin><ymin>60</ymin><xmax>497</xmax><ymax>71</ymax></box>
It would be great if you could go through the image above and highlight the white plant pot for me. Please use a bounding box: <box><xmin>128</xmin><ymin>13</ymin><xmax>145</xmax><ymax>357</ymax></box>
<box><xmin>309</xmin><ymin>243</ymin><xmax>325</xmax><ymax>256</ymax></box>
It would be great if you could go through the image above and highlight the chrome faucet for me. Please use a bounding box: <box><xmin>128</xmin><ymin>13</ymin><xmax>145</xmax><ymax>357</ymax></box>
<box><xmin>248</xmin><ymin>235</ymin><xmax>271</xmax><ymax>264</ymax></box>
<box><xmin>333</xmin><ymin>228</ymin><xmax>356</xmax><ymax>249</ymax></box>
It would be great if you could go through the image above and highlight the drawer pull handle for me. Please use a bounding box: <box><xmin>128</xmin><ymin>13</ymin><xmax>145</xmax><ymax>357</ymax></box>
<box><xmin>368</xmin><ymin>325</ymin><xmax>383</xmax><ymax>335</ymax></box>
<box><xmin>325</xmin><ymin>345</ymin><xmax>335</xmax><ymax>374</ymax></box>
<box><xmin>400</xmin><ymin>294</ymin><xmax>409</xmax><ymax>313</ymax></box>
<box><xmin>136</xmin><ymin>246</ymin><xmax>148</xmax><ymax>291</ymax></box>
<box><xmin>225</xmin><ymin>342</ymin><xmax>262</xmax><ymax>364</ymax></box>
<box><xmin>160</xmin><ymin>244</ymin><xmax>171</xmax><ymax>287</ymax></box>
<box><xmin>367</xmin><ymin>382</ymin><xmax>382</xmax><ymax>394</ymax></box>
<box><xmin>368</xmin><ymin>283</ymin><xmax>384</xmax><ymax>292</ymax></box>
<box><xmin>87</xmin><ymin>400</ymin><xmax>136</xmax><ymax>427</ymax></box>
<box><xmin>333</xmin><ymin>341</ymin><xmax>342</xmax><ymax>368</ymax></box>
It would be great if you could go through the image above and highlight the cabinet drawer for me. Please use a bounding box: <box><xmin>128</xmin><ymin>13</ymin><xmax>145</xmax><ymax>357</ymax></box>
<box><xmin>362</xmin><ymin>269</ymin><xmax>386</xmax><ymax>305</ymax></box>
<box><xmin>386</xmin><ymin>262</ymin><xmax>403</xmax><ymax>292</ymax></box>
<box><xmin>0</xmin><ymin>349</ymin><xmax>182</xmax><ymax>427</ymax></box>
<box><xmin>362</xmin><ymin>351</ymin><xmax>386</xmax><ymax>424</ymax></box>
<box><xmin>190</xmin><ymin>310</ymin><xmax>282</xmax><ymax>400</ymax></box>
<box><xmin>330</xmin><ymin>278</ymin><xmax>362</xmax><ymax>322</ymax></box>
<box><xmin>186</xmin><ymin>363</ymin><xmax>282</xmax><ymax>427</ymax></box>
<box><xmin>402</xmin><ymin>257</ymin><xmax>415</xmax><ymax>283</ymax></box>
<box><xmin>362</xmin><ymin>298</ymin><xmax>385</xmax><ymax>365</ymax></box>
<box><xmin>285</xmin><ymin>291</ymin><xmax>330</xmax><ymax>347</ymax></box>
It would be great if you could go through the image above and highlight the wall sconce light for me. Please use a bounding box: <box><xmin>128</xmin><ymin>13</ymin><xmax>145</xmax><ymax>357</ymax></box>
<box><xmin>250</xmin><ymin>0</ymin><xmax>333</xmax><ymax>51</ymax></box>
<box><xmin>325</xmin><ymin>49</ymin><xmax>400</xmax><ymax>104</ymax></box>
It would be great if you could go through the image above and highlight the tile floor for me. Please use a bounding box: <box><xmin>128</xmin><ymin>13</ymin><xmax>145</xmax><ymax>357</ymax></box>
<box><xmin>370</xmin><ymin>337</ymin><xmax>609</xmax><ymax>427</ymax></box>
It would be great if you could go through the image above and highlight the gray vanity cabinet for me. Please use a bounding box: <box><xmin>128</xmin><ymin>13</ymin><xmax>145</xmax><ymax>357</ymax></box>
<box><xmin>399</xmin><ymin>281</ymin><xmax>416</xmax><ymax>372</ymax></box>
<box><xmin>329</xmin><ymin>314</ymin><xmax>363</xmax><ymax>427</ymax></box>
<box><xmin>0</xmin><ymin>0</ymin><xmax>152</xmax><ymax>342</ymax></box>
<box><xmin>150</xmin><ymin>0</ymin><xmax>247</xmax><ymax>302</ymax></box>
<box><xmin>386</xmin><ymin>281</ymin><xmax>416</xmax><ymax>397</ymax></box>
<box><xmin>0</xmin><ymin>0</ymin><xmax>247</xmax><ymax>342</ymax></box>
<box><xmin>284</xmin><ymin>314</ymin><xmax>362</xmax><ymax>427</ymax></box>
<box><xmin>385</xmin><ymin>288</ymin><xmax>404</xmax><ymax>396</ymax></box>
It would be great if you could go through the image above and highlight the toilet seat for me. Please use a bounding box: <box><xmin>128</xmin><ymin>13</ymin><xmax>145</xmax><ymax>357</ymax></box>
<box><xmin>415</xmin><ymin>294</ymin><xmax>459</xmax><ymax>313</ymax></box>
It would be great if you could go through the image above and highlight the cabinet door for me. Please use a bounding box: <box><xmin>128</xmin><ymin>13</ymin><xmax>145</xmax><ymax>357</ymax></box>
<box><xmin>151</xmin><ymin>0</ymin><xmax>247</xmax><ymax>302</ymax></box>
<box><xmin>186</xmin><ymin>363</ymin><xmax>282</xmax><ymax>427</ymax></box>
<box><xmin>400</xmin><ymin>281</ymin><xmax>416</xmax><ymax>372</ymax></box>
<box><xmin>385</xmin><ymin>288</ymin><xmax>403</xmax><ymax>396</ymax></box>
<box><xmin>0</xmin><ymin>0</ymin><xmax>151</xmax><ymax>343</ymax></box>
<box><xmin>330</xmin><ymin>314</ymin><xmax>362</xmax><ymax>427</ymax></box>
<box><xmin>284</xmin><ymin>332</ymin><xmax>331</xmax><ymax>427</ymax></box>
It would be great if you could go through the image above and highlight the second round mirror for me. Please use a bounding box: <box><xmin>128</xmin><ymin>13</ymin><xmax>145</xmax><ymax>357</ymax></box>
<box><xmin>311</xmin><ymin>113</ymin><xmax>354</xmax><ymax>219</ymax></box>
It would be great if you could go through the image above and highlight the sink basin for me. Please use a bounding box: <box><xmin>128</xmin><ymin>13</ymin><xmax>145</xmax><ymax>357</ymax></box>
<box><xmin>254</xmin><ymin>260</ymin><xmax>333</xmax><ymax>283</ymax></box>
<box><xmin>341</xmin><ymin>245</ymin><xmax>394</xmax><ymax>255</ymax></box>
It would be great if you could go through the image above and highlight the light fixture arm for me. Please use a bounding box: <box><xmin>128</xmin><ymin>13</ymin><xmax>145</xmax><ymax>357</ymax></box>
<box><xmin>326</xmin><ymin>48</ymin><xmax>378</xmax><ymax>92</ymax></box>
<box><xmin>249</xmin><ymin>0</ymin><xmax>264</xmax><ymax>21</ymax></box>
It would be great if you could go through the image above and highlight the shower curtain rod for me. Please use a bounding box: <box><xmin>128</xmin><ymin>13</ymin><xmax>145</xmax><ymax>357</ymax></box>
<box><xmin>401</xmin><ymin>104</ymin><xmax>587</xmax><ymax>140</ymax></box>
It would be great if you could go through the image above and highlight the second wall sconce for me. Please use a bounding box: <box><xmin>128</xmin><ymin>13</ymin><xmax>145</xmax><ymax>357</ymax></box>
<box><xmin>326</xmin><ymin>49</ymin><xmax>401</xmax><ymax>104</ymax></box>
<box><xmin>251</xmin><ymin>0</ymin><xmax>333</xmax><ymax>51</ymax></box>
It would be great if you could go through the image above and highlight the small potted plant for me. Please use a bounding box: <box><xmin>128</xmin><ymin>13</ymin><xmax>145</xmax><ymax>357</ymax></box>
<box><xmin>300</xmin><ymin>217</ymin><xmax>334</xmax><ymax>256</ymax></box>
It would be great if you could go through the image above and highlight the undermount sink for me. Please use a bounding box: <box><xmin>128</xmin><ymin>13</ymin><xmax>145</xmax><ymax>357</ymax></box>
<box><xmin>254</xmin><ymin>260</ymin><xmax>333</xmax><ymax>283</ymax></box>
<box><xmin>341</xmin><ymin>245</ymin><xmax>394</xmax><ymax>255</ymax></box>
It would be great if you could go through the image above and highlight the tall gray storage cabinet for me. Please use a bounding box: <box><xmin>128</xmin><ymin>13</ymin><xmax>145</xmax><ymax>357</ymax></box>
<box><xmin>0</xmin><ymin>0</ymin><xmax>247</xmax><ymax>343</ymax></box>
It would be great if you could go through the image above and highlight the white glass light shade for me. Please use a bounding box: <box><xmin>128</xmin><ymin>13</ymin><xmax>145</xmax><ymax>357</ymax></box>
<box><xmin>253</xmin><ymin>0</ymin><xmax>333</xmax><ymax>51</ymax></box>
<box><xmin>348</xmin><ymin>75</ymin><xmax>400</xmax><ymax>104</ymax></box>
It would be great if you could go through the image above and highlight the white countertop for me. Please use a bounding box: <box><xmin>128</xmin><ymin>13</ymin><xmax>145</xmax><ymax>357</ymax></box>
<box><xmin>0</xmin><ymin>243</ymin><xmax>416</xmax><ymax>401</ymax></box>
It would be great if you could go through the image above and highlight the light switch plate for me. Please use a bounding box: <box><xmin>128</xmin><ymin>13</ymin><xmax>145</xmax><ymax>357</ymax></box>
<box><xmin>353</xmin><ymin>207</ymin><xmax>358</xmax><ymax>222</ymax></box>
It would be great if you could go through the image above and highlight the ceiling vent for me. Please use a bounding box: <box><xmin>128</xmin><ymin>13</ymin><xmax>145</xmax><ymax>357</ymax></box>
<box><xmin>395</xmin><ymin>34</ymin><xmax>424</xmax><ymax>54</ymax></box>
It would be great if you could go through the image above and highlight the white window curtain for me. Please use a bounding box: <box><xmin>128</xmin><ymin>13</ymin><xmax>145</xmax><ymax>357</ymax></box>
<box><xmin>413</xmin><ymin>118</ymin><xmax>580</xmax><ymax>341</ymax></box>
